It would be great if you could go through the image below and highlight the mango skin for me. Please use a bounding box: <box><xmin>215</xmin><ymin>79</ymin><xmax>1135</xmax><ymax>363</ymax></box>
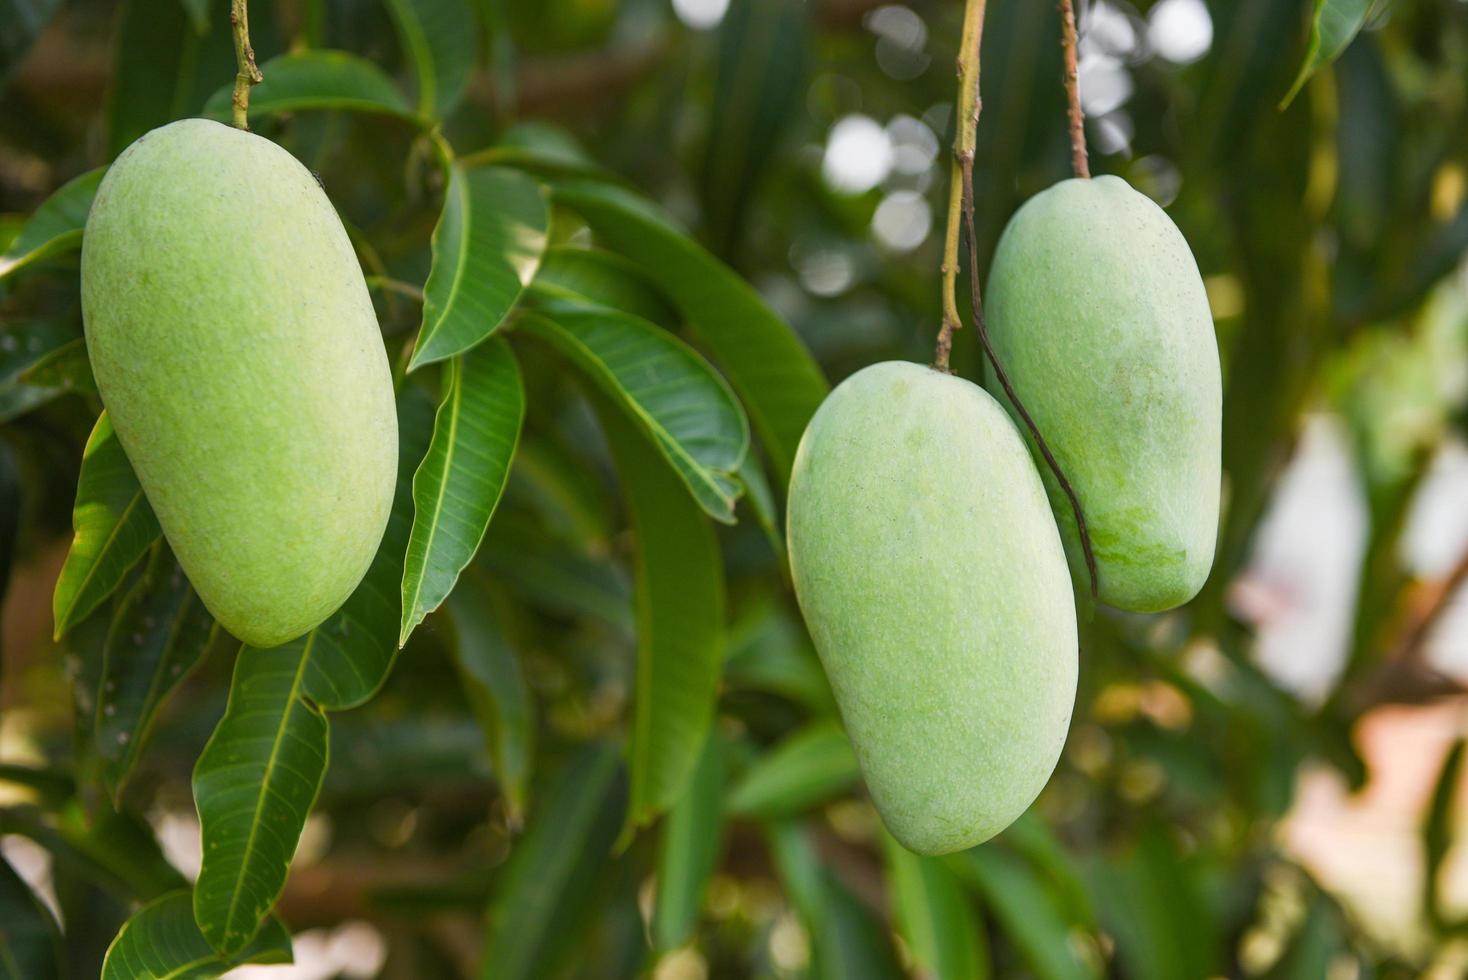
<box><xmin>787</xmin><ymin>361</ymin><xmax>1077</xmax><ymax>855</ymax></box>
<box><xmin>81</xmin><ymin>119</ymin><xmax>397</xmax><ymax>648</ymax></box>
<box><xmin>985</xmin><ymin>176</ymin><xmax>1222</xmax><ymax>612</ymax></box>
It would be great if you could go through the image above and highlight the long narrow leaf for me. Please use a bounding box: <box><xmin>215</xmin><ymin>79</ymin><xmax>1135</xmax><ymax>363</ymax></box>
<box><xmin>102</xmin><ymin>890</ymin><xmax>291</xmax><ymax>980</ymax></box>
<box><xmin>592</xmin><ymin>399</ymin><xmax>724</xmax><ymax>839</ymax></box>
<box><xmin>652</xmin><ymin>732</ymin><xmax>725</xmax><ymax>951</ymax></box>
<box><xmin>0</xmin><ymin>855</ymin><xmax>62</xmax><ymax>980</ymax></box>
<box><xmin>0</xmin><ymin>169</ymin><xmax>102</xmax><ymax>281</ymax></box>
<box><xmin>1280</xmin><ymin>0</ymin><xmax>1376</xmax><ymax>108</ymax></box>
<box><xmin>382</xmin><ymin>0</ymin><xmax>476</xmax><ymax>119</ymax></box>
<box><xmin>409</xmin><ymin>166</ymin><xmax>549</xmax><ymax>370</ymax></box>
<box><xmin>192</xmin><ymin>641</ymin><xmax>330</xmax><ymax>955</ymax></box>
<box><xmin>53</xmin><ymin>412</ymin><xmax>162</xmax><ymax>639</ymax></box>
<box><xmin>883</xmin><ymin>833</ymin><xmax>987</xmax><ymax>980</ymax></box>
<box><xmin>203</xmin><ymin>51</ymin><xmax>417</xmax><ymax>121</ymax></box>
<box><xmin>401</xmin><ymin>337</ymin><xmax>523</xmax><ymax>646</ymax></box>
<box><xmin>725</xmin><ymin>721</ymin><xmax>858</xmax><ymax>818</ymax></box>
<box><xmin>550</xmin><ymin>178</ymin><xmax>827</xmax><ymax>485</ymax></box>
<box><xmin>951</xmin><ymin>847</ymin><xmax>1090</xmax><ymax>980</ymax></box>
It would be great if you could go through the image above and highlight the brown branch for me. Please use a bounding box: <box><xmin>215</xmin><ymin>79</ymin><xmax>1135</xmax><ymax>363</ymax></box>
<box><xmin>1059</xmin><ymin>0</ymin><xmax>1089</xmax><ymax>179</ymax></box>
<box><xmin>229</xmin><ymin>0</ymin><xmax>263</xmax><ymax>130</ymax></box>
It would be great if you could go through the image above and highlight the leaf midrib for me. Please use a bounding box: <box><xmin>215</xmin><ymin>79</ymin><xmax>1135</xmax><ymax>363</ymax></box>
<box><xmin>402</xmin><ymin>358</ymin><xmax>463</xmax><ymax>643</ymax></box>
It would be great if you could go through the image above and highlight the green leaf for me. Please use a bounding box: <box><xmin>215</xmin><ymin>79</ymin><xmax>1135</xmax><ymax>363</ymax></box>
<box><xmin>725</xmin><ymin>721</ymin><xmax>858</xmax><ymax>819</ymax></box>
<box><xmin>301</xmin><ymin>386</ymin><xmax>435</xmax><ymax>710</ymax></box>
<box><xmin>0</xmin><ymin>319</ymin><xmax>83</xmax><ymax>423</ymax></box>
<box><xmin>951</xmin><ymin>847</ymin><xmax>1089</xmax><ymax>980</ymax></box>
<box><xmin>401</xmin><ymin>337</ymin><xmax>524</xmax><ymax>646</ymax></box>
<box><xmin>203</xmin><ymin>51</ymin><xmax>417</xmax><ymax>122</ymax></box>
<box><xmin>192</xmin><ymin>642</ymin><xmax>330</xmax><ymax>955</ymax></box>
<box><xmin>53</xmin><ymin>413</ymin><xmax>163</xmax><ymax>640</ymax></box>
<box><xmin>550</xmin><ymin>178</ymin><xmax>827</xmax><ymax>485</ymax></box>
<box><xmin>0</xmin><ymin>0</ymin><xmax>62</xmax><ymax>89</ymax></box>
<box><xmin>652</xmin><ymin>732</ymin><xmax>725</xmax><ymax>951</ymax></box>
<box><xmin>102</xmin><ymin>890</ymin><xmax>291</xmax><ymax>980</ymax></box>
<box><xmin>19</xmin><ymin>337</ymin><xmax>95</xmax><ymax>395</ymax></box>
<box><xmin>521</xmin><ymin>301</ymin><xmax>749</xmax><ymax>524</ymax></box>
<box><xmin>1279</xmin><ymin>0</ymin><xmax>1375</xmax><ymax>108</ymax></box>
<box><xmin>382</xmin><ymin>0</ymin><xmax>476</xmax><ymax>119</ymax></box>
<box><xmin>883</xmin><ymin>833</ymin><xmax>987</xmax><ymax>980</ymax></box>
<box><xmin>95</xmin><ymin>545</ymin><xmax>216</xmax><ymax>800</ymax></box>
<box><xmin>1424</xmin><ymin>737</ymin><xmax>1465</xmax><ymax>929</ymax></box>
<box><xmin>107</xmin><ymin>0</ymin><xmax>234</xmax><ymax>158</ymax></box>
<box><xmin>532</xmin><ymin>246</ymin><xmax>679</xmax><ymax>327</ymax></box>
<box><xmin>482</xmin><ymin>743</ymin><xmax>626</xmax><ymax>980</ymax></box>
<box><xmin>445</xmin><ymin>573</ymin><xmax>535</xmax><ymax>823</ymax></box>
<box><xmin>409</xmin><ymin>166</ymin><xmax>549</xmax><ymax>370</ymax></box>
<box><xmin>591</xmin><ymin>399</ymin><xmax>724</xmax><ymax>838</ymax></box>
<box><xmin>0</xmin><ymin>169</ymin><xmax>102</xmax><ymax>281</ymax></box>
<box><xmin>723</xmin><ymin>597</ymin><xmax>834</xmax><ymax>714</ymax></box>
<box><xmin>0</xmin><ymin>854</ymin><xmax>62</xmax><ymax>980</ymax></box>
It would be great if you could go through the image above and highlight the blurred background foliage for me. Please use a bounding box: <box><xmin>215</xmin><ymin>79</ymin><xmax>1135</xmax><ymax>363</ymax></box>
<box><xmin>3</xmin><ymin>0</ymin><xmax>1468</xmax><ymax>977</ymax></box>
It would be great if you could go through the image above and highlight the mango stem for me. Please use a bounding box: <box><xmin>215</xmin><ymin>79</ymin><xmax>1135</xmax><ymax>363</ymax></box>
<box><xmin>229</xmin><ymin>0</ymin><xmax>263</xmax><ymax>131</ymax></box>
<box><xmin>1060</xmin><ymin>0</ymin><xmax>1090</xmax><ymax>179</ymax></box>
<box><xmin>934</xmin><ymin>0</ymin><xmax>985</xmax><ymax>374</ymax></box>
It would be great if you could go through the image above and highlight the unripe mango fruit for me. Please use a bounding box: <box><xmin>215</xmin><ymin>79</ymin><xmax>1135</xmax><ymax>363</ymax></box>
<box><xmin>787</xmin><ymin>362</ymin><xmax>1077</xmax><ymax>854</ymax></box>
<box><xmin>985</xmin><ymin>176</ymin><xmax>1221</xmax><ymax>612</ymax></box>
<box><xmin>81</xmin><ymin>119</ymin><xmax>398</xmax><ymax>648</ymax></box>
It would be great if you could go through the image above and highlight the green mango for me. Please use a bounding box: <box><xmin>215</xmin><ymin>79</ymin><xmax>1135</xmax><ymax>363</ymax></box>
<box><xmin>787</xmin><ymin>361</ymin><xmax>1077</xmax><ymax>855</ymax></box>
<box><xmin>985</xmin><ymin>175</ymin><xmax>1222</xmax><ymax>612</ymax></box>
<box><xmin>81</xmin><ymin>119</ymin><xmax>397</xmax><ymax>648</ymax></box>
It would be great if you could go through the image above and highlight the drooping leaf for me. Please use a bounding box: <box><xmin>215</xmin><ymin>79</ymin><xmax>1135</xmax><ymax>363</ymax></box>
<box><xmin>401</xmin><ymin>337</ymin><xmax>524</xmax><ymax>646</ymax></box>
<box><xmin>722</xmin><ymin>597</ymin><xmax>834</xmax><ymax>714</ymax></box>
<box><xmin>19</xmin><ymin>336</ymin><xmax>95</xmax><ymax>395</ymax></box>
<box><xmin>1424</xmin><ymin>737</ymin><xmax>1465</xmax><ymax>929</ymax></box>
<box><xmin>482</xmin><ymin>743</ymin><xmax>626</xmax><ymax>980</ymax></box>
<box><xmin>0</xmin><ymin>854</ymin><xmax>62</xmax><ymax>980</ymax></box>
<box><xmin>521</xmin><ymin>300</ymin><xmax>749</xmax><ymax>524</ymax></box>
<box><xmin>0</xmin><ymin>319</ymin><xmax>83</xmax><ymax>422</ymax></box>
<box><xmin>0</xmin><ymin>0</ymin><xmax>63</xmax><ymax>90</ymax></box>
<box><xmin>301</xmin><ymin>385</ymin><xmax>434</xmax><ymax>710</ymax></box>
<box><xmin>1279</xmin><ymin>0</ymin><xmax>1375</xmax><ymax>108</ymax></box>
<box><xmin>409</xmin><ymin>165</ymin><xmax>549</xmax><ymax>370</ymax></box>
<box><xmin>203</xmin><ymin>51</ymin><xmax>417</xmax><ymax>122</ymax></box>
<box><xmin>725</xmin><ymin>721</ymin><xmax>858</xmax><ymax>818</ymax></box>
<box><xmin>883</xmin><ymin>833</ymin><xmax>987</xmax><ymax>980</ymax></box>
<box><xmin>0</xmin><ymin>169</ymin><xmax>102</xmax><ymax>281</ymax></box>
<box><xmin>531</xmin><ymin>246</ymin><xmax>679</xmax><ymax>327</ymax></box>
<box><xmin>107</xmin><ymin>0</ymin><xmax>235</xmax><ymax>158</ymax></box>
<box><xmin>95</xmin><ymin>545</ymin><xmax>216</xmax><ymax>800</ymax></box>
<box><xmin>382</xmin><ymin>0</ymin><xmax>476</xmax><ymax>119</ymax></box>
<box><xmin>0</xmin><ymin>805</ymin><xmax>185</xmax><ymax>904</ymax></box>
<box><xmin>652</xmin><ymin>732</ymin><xmax>725</xmax><ymax>951</ymax></box>
<box><xmin>53</xmin><ymin>413</ymin><xmax>162</xmax><ymax>640</ymax></box>
<box><xmin>445</xmin><ymin>572</ymin><xmax>535</xmax><ymax>823</ymax></box>
<box><xmin>951</xmin><ymin>847</ymin><xmax>1089</xmax><ymax>980</ymax></box>
<box><xmin>591</xmin><ymin>399</ymin><xmax>723</xmax><ymax>838</ymax></box>
<box><xmin>192</xmin><ymin>642</ymin><xmax>330</xmax><ymax>954</ymax></box>
<box><xmin>102</xmin><ymin>890</ymin><xmax>291</xmax><ymax>980</ymax></box>
<box><xmin>550</xmin><ymin>178</ymin><xmax>827</xmax><ymax>485</ymax></box>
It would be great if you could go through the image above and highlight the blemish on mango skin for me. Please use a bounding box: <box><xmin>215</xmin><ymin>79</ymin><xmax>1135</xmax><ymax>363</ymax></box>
<box><xmin>787</xmin><ymin>361</ymin><xmax>1077</xmax><ymax>856</ymax></box>
<box><xmin>985</xmin><ymin>176</ymin><xmax>1221</xmax><ymax>613</ymax></box>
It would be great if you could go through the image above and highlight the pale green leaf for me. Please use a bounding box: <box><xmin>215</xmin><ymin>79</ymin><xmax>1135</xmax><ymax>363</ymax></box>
<box><xmin>95</xmin><ymin>546</ymin><xmax>216</xmax><ymax>800</ymax></box>
<box><xmin>409</xmin><ymin>165</ymin><xmax>549</xmax><ymax>370</ymax></box>
<box><xmin>550</xmin><ymin>178</ymin><xmax>828</xmax><ymax>485</ymax></box>
<box><xmin>0</xmin><ymin>169</ymin><xmax>102</xmax><ymax>281</ymax></box>
<box><xmin>883</xmin><ymin>833</ymin><xmax>987</xmax><ymax>980</ymax></box>
<box><xmin>204</xmin><ymin>51</ymin><xmax>417</xmax><ymax>122</ymax></box>
<box><xmin>591</xmin><ymin>398</ymin><xmax>724</xmax><ymax>838</ymax></box>
<box><xmin>192</xmin><ymin>642</ymin><xmax>329</xmax><ymax>954</ymax></box>
<box><xmin>521</xmin><ymin>300</ymin><xmax>749</xmax><ymax>524</ymax></box>
<box><xmin>382</xmin><ymin>0</ymin><xmax>476</xmax><ymax>118</ymax></box>
<box><xmin>53</xmin><ymin>412</ymin><xmax>163</xmax><ymax>640</ymax></box>
<box><xmin>652</xmin><ymin>732</ymin><xmax>725</xmax><ymax>951</ymax></box>
<box><xmin>401</xmin><ymin>337</ymin><xmax>523</xmax><ymax>646</ymax></box>
<box><xmin>951</xmin><ymin>848</ymin><xmax>1091</xmax><ymax>980</ymax></box>
<box><xmin>725</xmin><ymin>721</ymin><xmax>857</xmax><ymax>818</ymax></box>
<box><xmin>102</xmin><ymin>890</ymin><xmax>291</xmax><ymax>980</ymax></box>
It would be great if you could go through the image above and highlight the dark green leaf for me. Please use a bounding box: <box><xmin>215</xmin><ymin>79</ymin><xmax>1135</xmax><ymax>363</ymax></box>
<box><xmin>0</xmin><ymin>169</ymin><xmax>102</xmax><ymax>281</ymax></box>
<box><xmin>401</xmin><ymin>337</ymin><xmax>524</xmax><ymax>645</ymax></box>
<box><xmin>204</xmin><ymin>51</ymin><xmax>417</xmax><ymax>122</ymax></box>
<box><xmin>482</xmin><ymin>743</ymin><xmax>625</xmax><ymax>980</ymax></box>
<box><xmin>95</xmin><ymin>546</ymin><xmax>216</xmax><ymax>800</ymax></box>
<box><xmin>883</xmin><ymin>833</ymin><xmax>987</xmax><ymax>980</ymax></box>
<box><xmin>53</xmin><ymin>413</ymin><xmax>163</xmax><ymax>640</ymax></box>
<box><xmin>0</xmin><ymin>319</ymin><xmax>82</xmax><ymax>422</ymax></box>
<box><xmin>382</xmin><ymin>0</ymin><xmax>476</xmax><ymax>119</ymax></box>
<box><xmin>1424</xmin><ymin>737</ymin><xmax>1465</xmax><ymax>929</ymax></box>
<box><xmin>550</xmin><ymin>178</ymin><xmax>827</xmax><ymax>485</ymax></box>
<box><xmin>531</xmin><ymin>246</ymin><xmax>679</xmax><ymax>327</ymax></box>
<box><xmin>19</xmin><ymin>337</ymin><xmax>95</xmax><ymax>395</ymax></box>
<box><xmin>0</xmin><ymin>0</ymin><xmax>62</xmax><ymax>89</ymax></box>
<box><xmin>952</xmin><ymin>847</ymin><xmax>1089</xmax><ymax>980</ymax></box>
<box><xmin>725</xmin><ymin>721</ymin><xmax>857</xmax><ymax>818</ymax></box>
<box><xmin>0</xmin><ymin>854</ymin><xmax>62</xmax><ymax>980</ymax></box>
<box><xmin>445</xmin><ymin>573</ymin><xmax>535</xmax><ymax>823</ymax></box>
<box><xmin>409</xmin><ymin>166</ymin><xmax>549</xmax><ymax>370</ymax></box>
<box><xmin>521</xmin><ymin>301</ymin><xmax>749</xmax><ymax>524</ymax></box>
<box><xmin>102</xmin><ymin>890</ymin><xmax>291</xmax><ymax>980</ymax></box>
<box><xmin>592</xmin><ymin>399</ymin><xmax>723</xmax><ymax>838</ymax></box>
<box><xmin>192</xmin><ymin>642</ymin><xmax>330</xmax><ymax>954</ymax></box>
<box><xmin>1280</xmin><ymin>0</ymin><xmax>1376</xmax><ymax>108</ymax></box>
<box><xmin>723</xmin><ymin>597</ymin><xmax>834</xmax><ymax>714</ymax></box>
<box><xmin>301</xmin><ymin>386</ymin><xmax>434</xmax><ymax>710</ymax></box>
<box><xmin>652</xmin><ymin>732</ymin><xmax>725</xmax><ymax>951</ymax></box>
